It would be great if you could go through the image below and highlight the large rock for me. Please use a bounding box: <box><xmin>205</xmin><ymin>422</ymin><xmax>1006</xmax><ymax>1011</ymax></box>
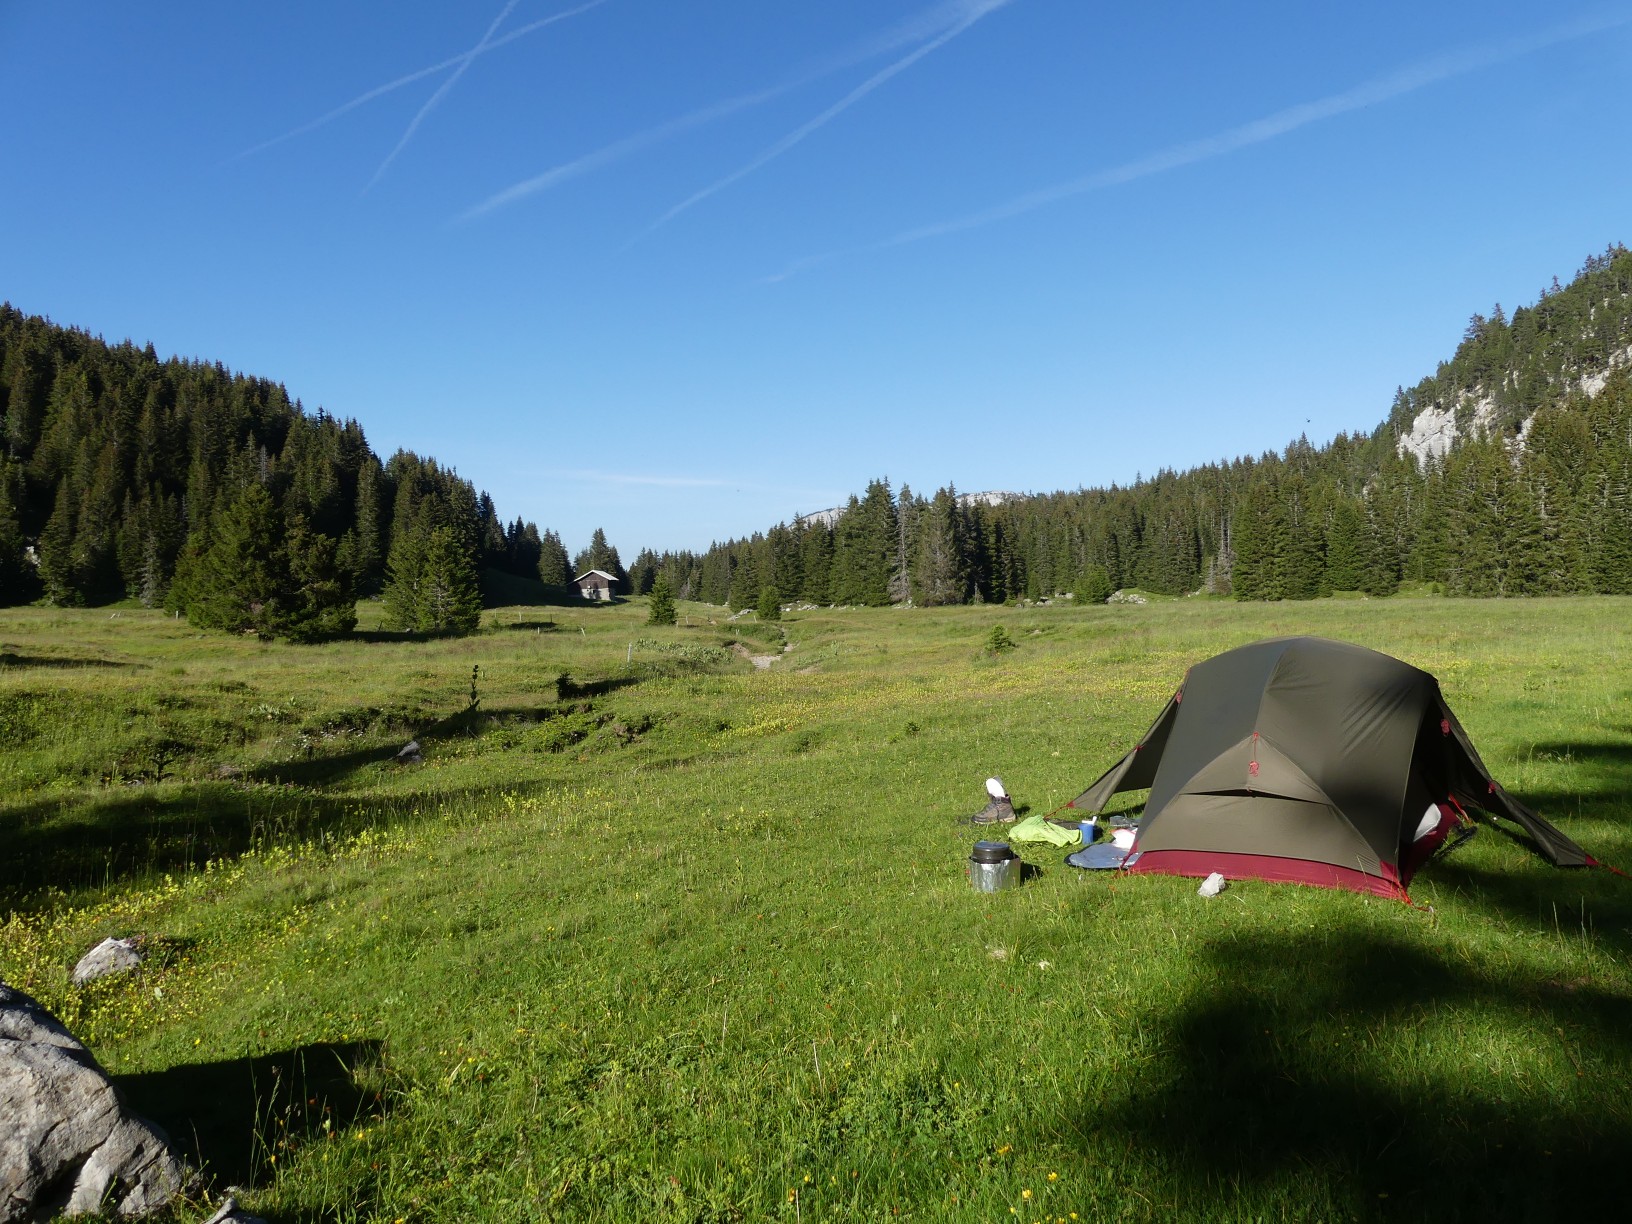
<box><xmin>1</xmin><ymin>980</ymin><xmax>189</xmax><ymax>1221</ymax></box>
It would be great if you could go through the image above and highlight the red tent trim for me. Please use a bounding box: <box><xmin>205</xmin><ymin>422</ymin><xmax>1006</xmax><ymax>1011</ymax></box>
<box><xmin>1125</xmin><ymin>849</ymin><xmax>1406</xmax><ymax>899</ymax></box>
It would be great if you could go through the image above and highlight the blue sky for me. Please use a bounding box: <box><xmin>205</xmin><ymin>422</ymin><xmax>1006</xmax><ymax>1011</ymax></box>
<box><xmin>4</xmin><ymin>2</ymin><xmax>1631</xmax><ymax>558</ymax></box>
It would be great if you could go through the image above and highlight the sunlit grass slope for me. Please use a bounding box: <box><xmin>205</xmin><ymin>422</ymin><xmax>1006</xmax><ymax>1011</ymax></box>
<box><xmin>2</xmin><ymin>596</ymin><xmax>1630</xmax><ymax>1221</ymax></box>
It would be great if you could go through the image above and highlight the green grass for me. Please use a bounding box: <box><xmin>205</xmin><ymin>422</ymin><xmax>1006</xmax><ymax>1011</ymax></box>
<box><xmin>3</xmin><ymin>596</ymin><xmax>1630</xmax><ymax>1221</ymax></box>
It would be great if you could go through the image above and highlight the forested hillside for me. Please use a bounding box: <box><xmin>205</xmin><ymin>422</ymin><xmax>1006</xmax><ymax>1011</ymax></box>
<box><xmin>0</xmin><ymin>308</ymin><xmax>575</xmax><ymax>632</ymax></box>
<box><xmin>6</xmin><ymin>245</ymin><xmax>1631</xmax><ymax>623</ymax></box>
<box><xmin>640</xmin><ymin>245</ymin><xmax>1632</xmax><ymax>607</ymax></box>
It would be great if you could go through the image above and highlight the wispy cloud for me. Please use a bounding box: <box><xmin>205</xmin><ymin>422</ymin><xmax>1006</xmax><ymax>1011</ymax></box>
<box><xmin>460</xmin><ymin>87</ymin><xmax>785</xmax><ymax>222</ymax></box>
<box><xmin>765</xmin><ymin>9</ymin><xmax>1632</xmax><ymax>281</ymax></box>
<box><xmin>366</xmin><ymin>0</ymin><xmax>521</xmax><ymax>191</ymax></box>
<box><xmin>460</xmin><ymin>0</ymin><xmax>1012</xmax><ymax>223</ymax></box>
<box><xmin>230</xmin><ymin>0</ymin><xmax>611</xmax><ymax>165</ymax></box>
<box><xmin>633</xmin><ymin>0</ymin><xmax>1015</xmax><ymax>242</ymax></box>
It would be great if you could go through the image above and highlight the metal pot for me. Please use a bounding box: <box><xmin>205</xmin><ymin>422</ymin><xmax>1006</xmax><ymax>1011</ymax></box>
<box><xmin>968</xmin><ymin>840</ymin><xmax>1022</xmax><ymax>892</ymax></box>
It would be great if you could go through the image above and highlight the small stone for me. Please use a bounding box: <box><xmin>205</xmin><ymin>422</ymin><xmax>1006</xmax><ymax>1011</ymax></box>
<box><xmin>395</xmin><ymin>739</ymin><xmax>422</xmax><ymax>764</ymax></box>
<box><xmin>204</xmin><ymin>1195</ymin><xmax>269</xmax><ymax>1224</ymax></box>
<box><xmin>71</xmin><ymin>937</ymin><xmax>142</xmax><ymax>986</ymax></box>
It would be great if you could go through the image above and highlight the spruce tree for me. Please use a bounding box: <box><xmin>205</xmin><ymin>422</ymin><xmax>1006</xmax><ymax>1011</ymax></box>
<box><xmin>36</xmin><ymin>479</ymin><xmax>81</xmax><ymax>606</ymax></box>
<box><xmin>417</xmin><ymin>525</ymin><xmax>483</xmax><ymax>634</ymax></box>
<box><xmin>647</xmin><ymin>573</ymin><xmax>677</xmax><ymax>625</ymax></box>
<box><xmin>382</xmin><ymin>519</ymin><xmax>428</xmax><ymax>631</ymax></box>
<box><xmin>728</xmin><ymin>548</ymin><xmax>759</xmax><ymax>611</ymax></box>
<box><xmin>914</xmin><ymin>486</ymin><xmax>966</xmax><ymax>606</ymax></box>
<box><xmin>0</xmin><ymin>468</ymin><xmax>35</xmax><ymax>604</ymax></box>
<box><xmin>382</xmin><ymin>514</ymin><xmax>482</xmax><ymax>634</ymax></box>
<box><xmin>756</xmin><ymin>585</ymin><xmax>781</xmax><ymax>621</ymax></box>
<box><xmin>186</xmin><ymin>481</ymin><xmax>285</xmax><ymax>636</ymax></box>
<box><xmin>537</xmin><ymin>529</ymin><xmax>570</xmax><ymax>588</ymax></box>
<box><xmin>1074</xmin><ymin>564</ymin><xmax>1113</xmax><ymax>604</ymax></box>
<box><xmin>282</xmin><ymin>514</ymin><xmax>358</xmax><ymax>640</ymax></box>
<box><xmin>1323</xmin><ymin>499</ymin><xmax>1366</xmax><ymax>591</ymax></box>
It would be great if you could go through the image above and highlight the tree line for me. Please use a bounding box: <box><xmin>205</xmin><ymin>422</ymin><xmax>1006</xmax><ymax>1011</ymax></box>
<box><xmin>0</xmin><ymin>309</ymin><xmax>607</xmax><ymax>637</ymax></box>
<box><xmin>624</xmin><ymin>245</ymin><xmax>1632</xmax><ymax>609</ymax></box>
<box><xmin>5</xmin><ymin>244</ymin><xmax>1628</xmax><ymax>628</ymax></box>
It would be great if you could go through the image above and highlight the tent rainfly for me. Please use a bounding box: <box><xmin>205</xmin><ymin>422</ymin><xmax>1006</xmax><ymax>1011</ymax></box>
<box><xmin>1071</xmin><ymin>636</ymin><xmax>1596</xmax><ymax>899</ymax></box>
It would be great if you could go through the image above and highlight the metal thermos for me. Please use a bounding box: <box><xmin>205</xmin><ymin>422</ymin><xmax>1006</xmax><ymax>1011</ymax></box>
<box><xmin>968</xmin><ymin>840</ymin><xmax>1022</xmax><ymax>891</ymax></box>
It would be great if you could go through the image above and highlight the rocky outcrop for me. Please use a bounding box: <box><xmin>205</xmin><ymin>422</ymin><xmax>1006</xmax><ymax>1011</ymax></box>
<box><xmin>1397</xmin><ymin>343</ymin><xmax>1632</xmax><ymax>465</ymax></box>
<box><xmin>1</xmin><ymin>981</ymin><xmax>189</xmax><ymax>1221</ymax></box>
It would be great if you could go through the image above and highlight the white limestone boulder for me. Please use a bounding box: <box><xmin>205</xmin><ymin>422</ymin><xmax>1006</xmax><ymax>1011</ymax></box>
<box><xmin>0</xmin><ymin>980</ymin><xmax>189</xmax><ymax>1221</ymax></box>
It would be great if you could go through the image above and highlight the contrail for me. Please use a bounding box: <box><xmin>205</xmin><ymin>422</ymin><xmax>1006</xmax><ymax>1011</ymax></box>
<box><xmin>460</xmin><ymin>0</ymin><xmax>1010</xmax><ymax>223</ymax></box>
<box><xmin>764</xmin><ymin>8</ymin><xmax>1632</xmax><ymax>281</ymax></box>
<box><xmin>366</xmin><ymin>0</ymin><xmax>522</xmax><ymax>191</ymax></box>
<box><xmin>629</xmin><ymin>0</ymin><xmax>1016</xmax><ymax>243</ymax></box>
<box><xmin>230</xmin><ymin>0</ymin><xmax>610</xmax><ymax>165</ymax></box>
<box><xmin>460</xmin><ymin>86</ymin><xmax>787</xmax><ymax>222</ymax></box>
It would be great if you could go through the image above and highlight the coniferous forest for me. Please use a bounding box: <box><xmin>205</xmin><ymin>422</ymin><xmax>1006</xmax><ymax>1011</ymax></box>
<box><xmin>3</xmin><ymin>245</ymin><xmax>1631</xmax><ymax>631</ymax></box>
<box><xmin>0</xmin><ymin>311</ymin><xmax>573</xmax><ymax>636</ymax></box>
<box><xmin>633</xmin><ymin>245</ymin><xmax>1632</xmax><ymax>609</ymax></box>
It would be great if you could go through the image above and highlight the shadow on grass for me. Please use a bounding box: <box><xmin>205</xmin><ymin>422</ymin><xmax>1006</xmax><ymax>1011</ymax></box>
<box><xmin>1069</xmin><ymin>929</ymin><xmax>1632</xmax><ymax>1219</ymax></box>
<box><xmin>0</xmin><ymin>784</ymin><xmax>365</xmax><ymax>905</ymax></box>
<box><xmin>557</xmin><ymin>674</ymin><xmax>639</xmax><ymax>699</ymax></box>
<box><xmin>345</xmin><ymin>628</ymin><xmax>467</xmax><ymax>645</ymax></box>
<box><xmin>0</xmin><ymin>770</ymin><xmax>527</xmax><ymax>909</ymax></box>
<box><xmin>0</xmin><ymin>651</ymin><xmax>137</xmax><ymax>669</ymax></box>
<box><xmin>115</xmin><ymin>1040</ymin><xmax>387</xmax><ymax>1194</ymax></box>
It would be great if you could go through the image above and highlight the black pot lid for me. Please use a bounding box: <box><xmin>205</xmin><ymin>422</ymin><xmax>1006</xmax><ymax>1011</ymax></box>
<box><xmin>970</xmin><ymin>840</ymin><xmax>1018</xmax><ymax>863</ymax></box>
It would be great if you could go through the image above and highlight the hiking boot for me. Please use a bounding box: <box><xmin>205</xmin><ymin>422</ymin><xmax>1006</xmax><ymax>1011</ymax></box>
<box><xmin>973</xmin><ymin>797</ymin><xmax>1016</xmax><ymax>824</ymax></box>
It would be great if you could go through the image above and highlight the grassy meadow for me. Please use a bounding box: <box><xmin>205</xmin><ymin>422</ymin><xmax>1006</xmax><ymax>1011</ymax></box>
<box><xmin>2</xmin><ymin>593</ymin><xmax>1630</xmax><ymax>1222</ymax></box>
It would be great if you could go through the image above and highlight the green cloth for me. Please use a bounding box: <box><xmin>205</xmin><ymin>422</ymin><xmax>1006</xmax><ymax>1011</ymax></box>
<box><xmin>1006</xmin><ymin>814</ymin><xmax>1082</xmax><ymax>847</ymax></box>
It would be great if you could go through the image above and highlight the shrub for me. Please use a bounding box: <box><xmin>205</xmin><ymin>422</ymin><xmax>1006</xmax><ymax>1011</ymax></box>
<box><xmin>1075</xmin><ymin>564</ymin><xmax>1114</xmax><ymax>605</ymax></box>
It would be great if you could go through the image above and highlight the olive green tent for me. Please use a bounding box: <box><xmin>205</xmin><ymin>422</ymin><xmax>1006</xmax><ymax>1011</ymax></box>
<box><xmin>1071</xmin><ymin>636</ymin><xmax>1594</xmax><ymax>898</ymax></box>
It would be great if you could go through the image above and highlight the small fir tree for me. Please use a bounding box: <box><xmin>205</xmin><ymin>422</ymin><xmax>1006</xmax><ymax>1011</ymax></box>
<box><xmin>185</xmin><ymin>482</ymin><xmax>284</xmax><ymax>636</ymax></box>
<box><xmin>647</xmin><ymin>573</ymin><xmax>677</xmax><ymax>626</ymax></box>
<box><xmin>1073</xmin><ymin>564</ymin><xmax>1114</xmax><ymax>605</ymax></box>
<box><xmin>756</xmin><ymin>585</ymin><xmax>781</xmax><ymax>621</ymax></box>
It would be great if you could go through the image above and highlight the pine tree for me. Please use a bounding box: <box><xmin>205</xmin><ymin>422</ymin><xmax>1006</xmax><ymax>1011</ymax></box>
<box><xmin>185</xmin><ymin>481</ymin><xmax>285</xmax><ymax>636</ymax></box>
<box><xmin>728</xmin><ymin>548</ymin><xmax>759</xmax><ymax>611</ymax></box>
<box><xmin>647</xmin><ymin>573</ymin><xmax>677</xmax><ymax>626</ymax></box>
<box><xmin>1323</xmin><ymin>499</ymin><xmax>1366</xmax><ymax>591</ymax></box>
<box><xmin>582</xmin><ymin>527</ymin><xmax>627</xmax><ymax>591</ymax></box>
<box><xmin>281</xmin><ymin>514</ymin><xmax>358</xmax><ymax>640</ymax></box>
<box><xmin>1074</xmin><ymin>564</ymin><xmax>1113</xmax><ymax>604</ymax></box>
<box><xmin>537</xmin><ymin>529</ymin><xmax>570</xmax><ymax>588</ymax></box>
<box><xmin>382</xmin><ymin>514</ymin><xmax>482</xmax><ymax>634</ymax></box>
<box><xmin>36</xmin><ymin>479</ymin><xmax>81</xmax><ymax>606</ymax></box>
<box><xmin>417</xmin><ymin>525</ymin><xmax>483</xmax><ymax>634</ymax></box>
<box><xmin>382</xmin><ymin>519</ymin><xmax>428</xmax><ymax>631</ymax></box>
<box><xmin>799</xmin><ymin>520</ymin><xmax>833</xmax><ymax>604</ymax></box>
<box><xmin>756</xmin><ymin>585</ymin><xmax>781</xmax><ymax>621</ymax></box>
<box><xmin>0</xmin><ymin>466</ymin><xmax>35</xmax><ymax>604</ymax></box>
<box><xmin>351</xmin><ymin>457</ymin><xmax>385</xmax><ymax>596</ymax></box>
<box><xmin>913</xmin><ymin>486</ymin><xmax>966</xmax><ymax>606</ymax></box>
